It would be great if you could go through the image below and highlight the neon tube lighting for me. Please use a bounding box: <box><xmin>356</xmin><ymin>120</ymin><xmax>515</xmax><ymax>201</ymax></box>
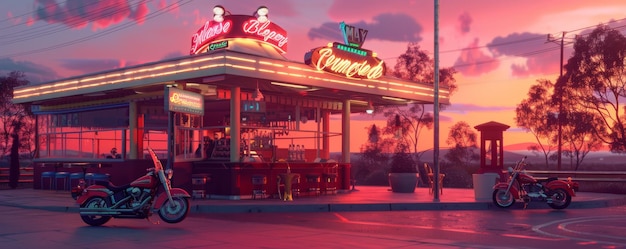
<box><xmin>270</xmin><ymin>82</ymin><xmax>309</xmax><ymax>89</ymax></box>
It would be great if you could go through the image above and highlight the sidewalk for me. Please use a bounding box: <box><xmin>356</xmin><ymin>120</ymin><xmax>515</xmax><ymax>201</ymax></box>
<box><xmin>1</xmin><ymin>186</ymin><xmax>625</xmax><ymax>213</ymax></box>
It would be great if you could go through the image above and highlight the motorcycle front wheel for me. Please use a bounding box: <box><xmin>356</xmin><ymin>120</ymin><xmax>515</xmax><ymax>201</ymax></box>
<box><xmin>547</xmin><ymin>188</ymin><xmax>571</xmax><ymax>209</ymax></box>
<box><xmin>80</xmin><ymin>197</ymin><xmax>112</xmax><ymax>226</ymax></box>
<box><xmin>492</xmin><ymin>189</ymin><xmax>515</xmax><ymax>208</ymax></box>
<box><xmin>158</xmin><ymin>196</ymin><xmax>190</xmax><ymax>224</ymax></box>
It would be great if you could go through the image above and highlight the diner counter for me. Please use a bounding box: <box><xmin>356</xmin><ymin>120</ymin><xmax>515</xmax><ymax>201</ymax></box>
<box><xmin>191</xmin><ymin>161</ymin><xmax>351</xmax><ymax>200</ymax></box>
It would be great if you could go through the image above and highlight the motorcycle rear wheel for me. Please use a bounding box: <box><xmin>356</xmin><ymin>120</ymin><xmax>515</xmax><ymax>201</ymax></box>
<box><xmin>158</xmin><ymin>196</ymin><xmax>190</xmax><ymax>224</ymax></box>
<box><xmin>547</xmin><ymin>188</ymin><xmax>571</xmax><ymax>209</ymax></box>
<box><xmin>492</xmin><ymin>189</ymin><xmax>515</xmax><ymax>208</ymax></box>
<box><xmin>80</xmin><ymin>197</ymin><xmax>112</xmax><ymax>226</ymax></box>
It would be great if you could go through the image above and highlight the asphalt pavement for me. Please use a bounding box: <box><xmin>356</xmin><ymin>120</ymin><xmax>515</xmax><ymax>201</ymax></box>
<box><xmin>1</xmin><ymin>186</ymin><xmax>625</xmax><ymax>213</ymax></box>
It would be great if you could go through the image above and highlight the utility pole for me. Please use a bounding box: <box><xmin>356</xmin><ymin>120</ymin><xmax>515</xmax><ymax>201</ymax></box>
<box><xmin>433</xmin><ymin>0</ymin><xmax>440</xmax><ymax>201</ymax></box>
<box><xmin>547</xmin><ymin>31</ymin><xmax>573</xmax><ymax>171</ymax></box>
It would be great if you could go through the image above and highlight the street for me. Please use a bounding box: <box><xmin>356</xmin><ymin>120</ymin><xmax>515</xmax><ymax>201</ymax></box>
<box><xmin>0</xmin><ymin>204</ymin><xmax>624</xmax><ymax>248</ymax></box>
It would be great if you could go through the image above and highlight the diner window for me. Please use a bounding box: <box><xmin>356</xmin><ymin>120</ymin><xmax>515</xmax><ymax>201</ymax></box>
<box><xmin>37</xmin><ymin>107</ymin><xmax>128</xmax><ymax>160</ymax></box>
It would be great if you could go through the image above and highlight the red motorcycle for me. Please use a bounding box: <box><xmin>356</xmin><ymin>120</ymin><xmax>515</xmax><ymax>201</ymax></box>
<box><xmin>71</xmin><ymin>148</ymin><xmax>191</xmax><ymax>226</ymax></box>
<box><xmin>492</xmin><ymin>156</ymin><xmax>579</xmax><ymax>209</ymax></box>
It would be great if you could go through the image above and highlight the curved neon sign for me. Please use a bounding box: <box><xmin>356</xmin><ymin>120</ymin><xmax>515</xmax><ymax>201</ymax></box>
<box><xmin>305</xmin><ymin>43</ymin><xmax>386</xmax><ymax>79</ymax></box>
<box><xmin>190</xmin><ymin>15</ymin><xmax>288</xmax><ymax>55</ymax></box>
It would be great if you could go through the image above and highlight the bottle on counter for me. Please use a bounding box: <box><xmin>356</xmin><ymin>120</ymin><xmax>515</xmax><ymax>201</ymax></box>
<box><xmin>296</xmin><ymin>145</ymin><xmax>301</xmax><ymax>160</ymax></box>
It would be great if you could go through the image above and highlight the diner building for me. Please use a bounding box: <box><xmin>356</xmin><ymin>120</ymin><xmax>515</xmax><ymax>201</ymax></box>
<box><xmin>13</xmin><ymin>5</ymin><xmax>449</xmax><ymax>199</ymax></box>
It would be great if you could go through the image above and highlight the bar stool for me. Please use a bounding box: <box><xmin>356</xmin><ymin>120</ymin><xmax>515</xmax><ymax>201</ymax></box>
<box><xmin>54</xmin><ymin>172</ymin><xmax>70</xmax><ymax>190</ymax></box>
<box><xmin>251</xmin><ymin>175</ymin><xmax>267</xmax><ymax>199</ymax></box>
<box><xmin>305</xmin><ymin>174</ymin><xmax>321</xmax><ymax>196</ymax></box>
<box><xmin>191</xmin><ymin>174</ymin><xmax>211</xmax><ymax>199</ymax></box>
<box><xmin>85</xmin><ymin>173</ymin><xmax>110</xmax><ymax>185</ymax></box>
<box><xmin>91</xmin><ymin>173</ymin><xmax>110</xmax><ymax>185</ymax></box>
<box><xmin>69</xmin><ymin>172</ymin><xmax>85</xmax><ymax>189</ymax></box>
<box><xmin>322</xmin><ymin>173</ymin><xmax>338</xmax><ymax>195</ymax></box>
<box><xmin>41</xmin><ymin>171</ymin><xmax>55</xmax><ymax>190</ymax></box>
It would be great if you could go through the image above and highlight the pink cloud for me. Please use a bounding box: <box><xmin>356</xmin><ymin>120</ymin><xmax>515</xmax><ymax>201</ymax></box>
<box><xmin>456</xmin><ymin>12</ymin><xmax>472</xmax><ymax>34</ymax></box>
<box><xmin>453</xmin><ymin>38</ymin><xmax>499</xmax><ymax>76</ymax></box>
<box><xmin>33</xmin><ymin>0</ymin><xmax>154</xmax><ymax>30</ymax></box>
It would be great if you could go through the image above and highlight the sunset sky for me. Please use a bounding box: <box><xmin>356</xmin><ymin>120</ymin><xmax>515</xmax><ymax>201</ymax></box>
<box><xmin>1</xmin><ymin>0</ymin><xmax>626</xmax><ymax>153</ymax></box>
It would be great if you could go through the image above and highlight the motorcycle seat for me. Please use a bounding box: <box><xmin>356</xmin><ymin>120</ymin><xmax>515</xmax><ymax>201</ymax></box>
<box><xmin>97</xmin><ymin>181</ymin><xmax>131</xmax><ymax>192</ymax></box>
<box><xmin>537</xmin><ymin>177</ymin><xmax>558</xmax><ymax>183</ymax></box>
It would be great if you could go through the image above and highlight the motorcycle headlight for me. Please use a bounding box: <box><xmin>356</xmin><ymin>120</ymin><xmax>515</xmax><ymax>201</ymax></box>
<box><xmin>165</xmin><ymin>169</ymin><xmax>173</xmax><ymax>180</ymax></box>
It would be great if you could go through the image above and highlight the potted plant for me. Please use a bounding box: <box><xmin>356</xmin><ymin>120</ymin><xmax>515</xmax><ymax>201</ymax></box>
<box><xmin>388</xmin><ymin>143</ymin><xmax>418</xmax><ymax>193</ymax></box>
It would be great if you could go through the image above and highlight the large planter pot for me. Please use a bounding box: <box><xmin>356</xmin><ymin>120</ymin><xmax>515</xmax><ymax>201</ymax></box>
<box><xmin>388</xmin><ymin>173</ymin><xmax>419</xmax><ymax>193</ymax></box>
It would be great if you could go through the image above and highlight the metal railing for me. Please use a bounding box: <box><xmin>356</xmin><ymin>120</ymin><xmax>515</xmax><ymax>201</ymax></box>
<box><xmin>525</xmin><ymin>170</ymin><xmax>626</xmax><ymax>183</ymax></box>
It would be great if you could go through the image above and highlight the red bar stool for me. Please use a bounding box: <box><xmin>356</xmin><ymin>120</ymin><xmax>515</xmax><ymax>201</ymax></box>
<box><xmin>305</xmin><ymin>174</ymin><xmax>321</xmax><ymax>196</ymax></box>
<box><xmin>251</xmin><ymin>175</ymin><xmax>267</xmax><ymax>199</ymax></box>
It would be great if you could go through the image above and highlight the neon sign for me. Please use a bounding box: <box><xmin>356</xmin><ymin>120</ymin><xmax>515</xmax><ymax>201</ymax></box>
<box><xmin>340</xmin><ymin>22</ymin><xmax>368</xmax><ymax>48</ymax></box>
<box><xmin>165</xmin><ymin>87</ymin><xmax>204</xmax><ymax>115</ymax></box>
<box><xmin>190</xmin><ymin>15</ymin><xmax>288</xmax><ymax>55</ymax></box>
<box><xmin>305</xmin><ymin>42</ymin><xmax>386</xmax><ymax>79</ymax></box>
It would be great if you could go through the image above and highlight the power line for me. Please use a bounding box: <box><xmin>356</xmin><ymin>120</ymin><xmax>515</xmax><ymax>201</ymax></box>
<box><xmin>0</xmin><ymin>0</ymin><xmax>149</xmax><ymax>44</ymax></box>
<box><xmin>0</xmin><ymin>0</ymin><xmax>192</xmax><ymax>59</ymax></box>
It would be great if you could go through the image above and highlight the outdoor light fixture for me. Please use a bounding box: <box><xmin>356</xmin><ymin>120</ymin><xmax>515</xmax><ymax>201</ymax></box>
<box><xmin>252</xmin><ymin>81</ymin><xmax>264</xmax><ymax>101</ymax></box>
<box><xmin>255</xmin><ymin>6</ymin><xmax>269</xmax><ymax>23</ymax></box>
<box><xmin>213</xmin><ymin>5</ymin><xmax>226</xmax><ymax>22</ymax></box>
<box><xmin>366</xmin><ymin>101</ymin><xmax>374</xmax><ymax>114</ymax></box>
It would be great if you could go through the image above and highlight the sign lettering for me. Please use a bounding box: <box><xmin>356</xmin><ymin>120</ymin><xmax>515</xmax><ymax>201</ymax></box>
<box><xmin>340</xmin><ymin>22</ymin><xmax>368</xmax><ymax>48</ymax></box>
<box><xmin>190</xmin><ymin>15</ymin><xmax>288</xmax><ymax>55</ymax></box>
<box><xmin>191</xmin><ymin>21</ymin><xmax>232</xmax><ymax>54</ymax></box>
<box><xmin>305</xmin><ymin>44</ymin><xmax>385</xmax><ymax>79</ymax></box>
<box><xmin>165</xmin><ymin>87</ymin><xmax>204</xmax><ymax>115</ymax></box>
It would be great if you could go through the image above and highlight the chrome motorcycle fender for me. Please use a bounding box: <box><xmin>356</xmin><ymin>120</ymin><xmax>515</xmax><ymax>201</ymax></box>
<box><xmin>493</xmin><ymin>182</ymin><xmax>520</xmax><ymax>199</ymax></box>
<box><xmin>75</xmin><ymin>185</ymin><xmax>112</xmax><ymax>205</ymax></box>
<box><xmin>545</xmin><ymin>180</ymin><xmax>576</xmax><ymax>197</ymax></box>
<box><xmin>153</xmin><ymin>188</ymin><xmax>191</xmax><ymax>209</ymax></box>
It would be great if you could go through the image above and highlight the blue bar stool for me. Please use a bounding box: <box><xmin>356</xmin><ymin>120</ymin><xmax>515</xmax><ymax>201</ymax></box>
<box><xmin>41</xmin><ymin>171</ymin><xmax>55</xmax><ymax>190</ymax></box>
<box><xmin>69</xmin><ymin>172</ymin><xmax>85</xmax><ymax>189</ymax></box>
<box><xmin>54</xmin><ymin>172</ymin><xmax>70</xmax><ymax>190</ymax></box>
<box><xmin>85</xmin><ymin>173</ymin><xmax>110</xmax><ymax>185</ymax></box>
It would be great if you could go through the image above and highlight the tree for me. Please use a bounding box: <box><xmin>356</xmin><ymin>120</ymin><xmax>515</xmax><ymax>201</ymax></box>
<box><xmin>356</xmin><ymin>124</ymin><xmax>390</xmax><ymax>184</ymax></box>
<box><xmin>559</xmin><ymin>24</ymin><xmax>626</xmax><ymax>153</ymax></box>
<box><xmin>1</xmin><ymin>71</ymin><xmax>33</xmax><ymax>188</ymax></box>
<box><xmin>515</xmin><ymin>79</ymin><xmax>558</xmax><ymax>168</ymax></box>
<box><xmin>378</xmin><ymin>43</ymin><xmax>457</xmax><ymax>160</ymax></box>
<box><xmin>444</xmin><ymin>121</ymin><xmax>478</xmax><ymax>167</ymax></box>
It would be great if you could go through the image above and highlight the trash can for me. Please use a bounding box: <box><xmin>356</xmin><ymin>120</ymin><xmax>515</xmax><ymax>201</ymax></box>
<box><xmin>472</xmin><ymin>173</ymin><xmax>499</xmax><ymax>201</ymax></box>
<box><xmin>191</xmin><ymin>174</ymin><xmax>210</xmax><ymax>199</ymax></box>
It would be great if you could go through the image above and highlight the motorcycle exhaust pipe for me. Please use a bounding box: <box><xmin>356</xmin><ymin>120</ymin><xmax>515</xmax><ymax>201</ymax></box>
<box><xmin>80</xmin><ymin>207</ymin><xmax>134</xmax><ymax>213</ymax></box>
<box><xmin>80</xmin><ymin>211</ymin><xmax>122</xmax><ymax>215</ymax></box>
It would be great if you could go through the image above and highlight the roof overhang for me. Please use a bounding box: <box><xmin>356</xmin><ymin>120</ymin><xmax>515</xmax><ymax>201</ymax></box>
<box><xmin>13</xmin><ymin>47</ymin><xmax>449</xmax><ymax>110</ymax></box>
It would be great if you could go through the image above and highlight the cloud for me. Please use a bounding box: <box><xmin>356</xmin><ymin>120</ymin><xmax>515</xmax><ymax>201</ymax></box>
<box><xmin>445</xmin><ymin>103</ymin><xmax>514</xmax><ymax>114</ymax></box>
<box><xmin>58</xmin><ymin>58</ymin><xmax>139</xmax><ymax>75</ymax></box>
<box><xmin>453</xmin><ymin>38</ymin><xmax>499</xmax><ymax>76</ymax></box>
<box><xmin>486</xmin><ymin>32</ymin><xmax>561</xmax><ymax>77</ymax></box>
<box><xmin>307</xmin><ymin>13</ymin><xmax>423</xmax><ymax>43</ymax></box>
<box><xmin>0</xmin><ymin>58</ymin><xmax>60</xmax><ymax>84</ymax></box>
<box><xmin>33</xmin><ymin>0</ymin><xmax>162</xmax><ymax>30</ymax></box>
<box><xmin>457</xmin><ymin>12</ymin><xmax>472</xmax><ymax>34</ymax></box>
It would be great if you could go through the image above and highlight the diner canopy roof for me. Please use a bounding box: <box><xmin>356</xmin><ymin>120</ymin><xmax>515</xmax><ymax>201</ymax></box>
<box><xmin>13</xmin><ymin>38</ymin><xmax>450</xmax><ymax>114</ymax></box>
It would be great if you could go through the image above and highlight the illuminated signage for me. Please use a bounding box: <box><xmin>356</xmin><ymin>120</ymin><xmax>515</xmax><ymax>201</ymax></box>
<box><xmin>305</xmin><ymin>42</ymin><xmax>386</xmax><ymax>79</ymax></box>
<box><xmin>208</xmin><ymin>41</ymin><xmax>229</xmax><ymax>51</ymax></box>
<box><xmin>190</xmin><ymin>15</ymin><xmax>288</xmax><ymax>55</ymax></box>
<box><xmin>165</xmin><ymin>87</ymin><xmax>204</xmax><ymax>115</ymax></box>
<box><xmin>340</xmin><ymin>21</ymin><xmax>368</xmax><ymax>48</ymax></box>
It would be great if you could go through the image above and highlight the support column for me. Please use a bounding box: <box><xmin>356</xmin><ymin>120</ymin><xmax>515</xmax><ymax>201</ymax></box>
<box><xmin>230</xmin><ymin>87</ymin><xmax>241</xmax><ymax>162</ymax></box>
<box><xmin>322</xmin><ymin>110</ymin><xmax>330</xmax><ymax>159</ymax></box>
<box><xmin>342</xmin><ymin>100</ymin><xmax>350</xmax><ymax>163</ymax></box>
<box><xmin>129</xmin><ymin>101</ymin><xmax>138</xmax><ymax>159</ymax></box>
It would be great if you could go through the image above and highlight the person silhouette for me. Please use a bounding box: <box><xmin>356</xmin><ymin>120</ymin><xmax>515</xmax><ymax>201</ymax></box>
<box><xmin>107</xmin><ymin>147</ymin><xmax>121</xmax><ymax>159</ymax></box>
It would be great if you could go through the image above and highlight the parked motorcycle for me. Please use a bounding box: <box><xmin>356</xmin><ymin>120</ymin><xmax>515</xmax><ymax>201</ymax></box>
<box><xmin>71</xmin><ymin>148</ymin><xmax>191</xmax><ymax>226</ymax></box>
<box><xmin>492</xmin><ymin>156</ymin><xmax>579</xmax><ymax>209</ymax></box>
